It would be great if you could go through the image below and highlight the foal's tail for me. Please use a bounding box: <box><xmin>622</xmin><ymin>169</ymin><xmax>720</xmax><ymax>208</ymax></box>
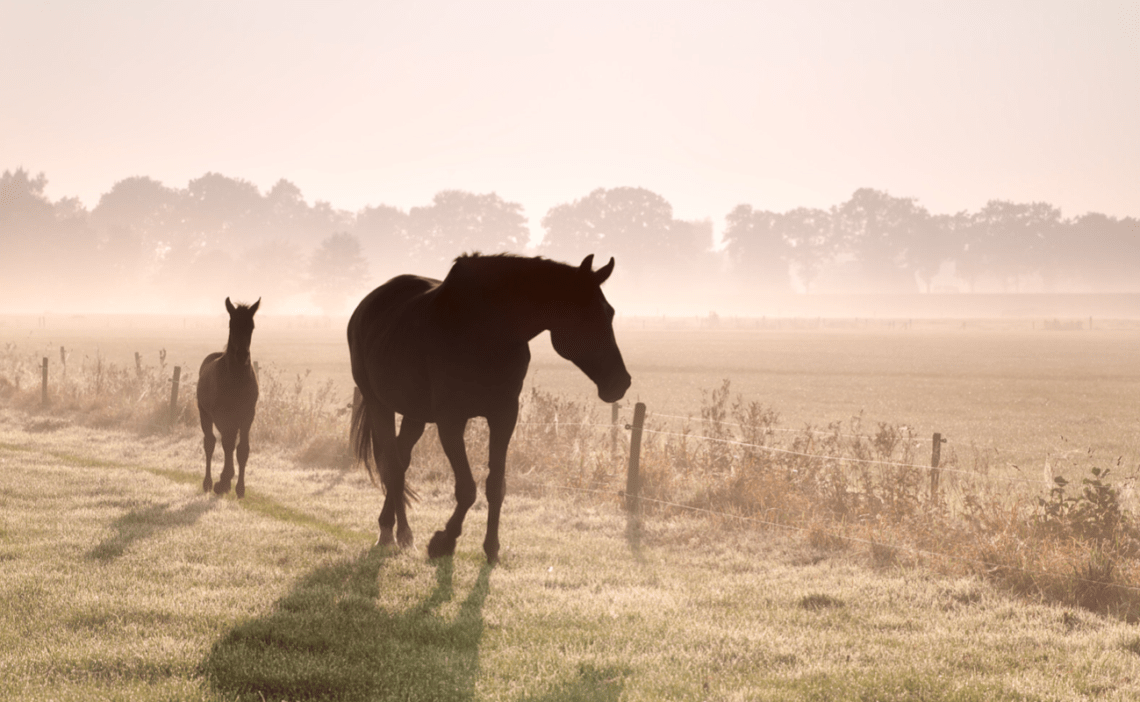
<box><xmin>350</xmin><ymin>387</ymin><xmax>417</xmax><ymax>505</ymax></box>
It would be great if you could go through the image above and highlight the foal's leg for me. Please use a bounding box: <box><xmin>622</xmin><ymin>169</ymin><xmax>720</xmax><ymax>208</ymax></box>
<box><xmin>428</xmin><ymin>418</ymin><xmax>476</xmax><ymax>559</ymax></box>
<box><xmin>200</xmin><ymin>411</ymin><xmax>216</xmax><ymax>493</ymax></box>
<box><xmin>484</xmin><ymin>406</ymin><xmax>518</xmax><ymax>564</ymax></box>
<box><xmin>234</xmin><ymin>421</ymin><xmax>252</xmax><ymax>499</ymax></box>
<box><xmin>214</xmin><ymin>428</ymin><xmax>237</xmax><ymax>495</ymax></box>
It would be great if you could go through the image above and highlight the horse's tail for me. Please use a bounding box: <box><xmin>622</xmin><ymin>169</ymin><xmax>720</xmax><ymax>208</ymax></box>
<box><xmin>350</xmin><ymin>386</ymin><xmax>380</xmax><ymax>486</ymax></box>
<box><xmin>350</xmin><ymin>386</ymin><xmax>417</xmax><ymax>505</ymax></box>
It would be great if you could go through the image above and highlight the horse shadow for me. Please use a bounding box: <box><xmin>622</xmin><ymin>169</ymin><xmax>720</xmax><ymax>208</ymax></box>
<box><xmin>87</xmin><ymin>498</ymin><xmax>215</xmax><ymax>561</ymax></box>
<box><xmin>201</xmin><ymin>548</ymin><xmax>491</xmax><ymax>701</ymax></box>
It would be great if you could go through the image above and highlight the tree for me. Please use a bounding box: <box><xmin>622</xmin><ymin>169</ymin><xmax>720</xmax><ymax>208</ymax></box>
<box><xmin>353</xmin><ymin>204</ymin><xmax>410</xmax><ymax>283</ymax></box>
<box><xmin>0</xmin><ymin>168</ymin><xmax>55</xmax><ymax>280</ymax></box>
<box><xmin>405</xmin><ymin>191</ymin><xmax>529</xmax><ymax>275</ymax></box>
<box><xmin>968</xmin><ymin>200</ymin><xmax>1061</xmax><ymax>291</ymax></box>
<box><xmin>909</xmin><ymin>212</ymin><xmax>963</xmax><ymax>293</ymax></box>
<box><xmin>0</xmin><ymin>169</ymin><xmax>104</xmax><ymax>309</ymax></box>
<box><xmin>309</xmin><ymin>232</ymin><xmax>369</xmax><ymax>315</ymax></box>
<box><xmin>722</xmin><ymin>204</ymin><xmax>792</xmax><ymax>292</ymax></box>
<box><xmin>781</xmin><ymin>207</ymin><xmax>835</xmax><ymax>294</ymax></box>
<box><xmin>91</xmin><ymin>176</ymin><xmax>182</xmax><ymax>287</ymax></box>
<box><xmin>540</xmin><ymin>187</ymin><xmax>682</xmax><ymax>266</ymax></box>
<box><xmin>834</xmin><ymin>188</ymin><xmax>930</xmax><ymax>292</ymax></box>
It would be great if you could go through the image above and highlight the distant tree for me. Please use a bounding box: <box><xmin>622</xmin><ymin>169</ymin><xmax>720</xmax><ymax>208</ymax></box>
<box><xmin>540</xmin><ymin>186</ymin><xmax>680</xmax><ymax>266</ymax></box>
<box><xmin>540</xmin><ymin>186</ymin><xmax>714</xmax><ymax>307</ymax></box>
<box><xmin>353</xmin><ymin>203</ymin><xmax>410</xmax><ymax>283</ymax></box>
<box><xmin>968</xmin><ymin>200</ymin><xmax>1061</xmax><ymax>291</ymax></box>
<box><xmin>0</xmin><ymin>168</ymin><xmax>103</xmax><ymax>307</ymax></box>
<box><xmin>834</xmin><ymin>188</ymin><xmax>929</xmax><ymax>292</ymax></box>
<box><xmin>722</xmin><ymin>204</ymin><xmax>792</xmax><ymax>291</ymax></box>
<box><xmin>780</xmin><ymin>207</ymin><xmax>834</xmax><ymax>293</ymax></box>
<box><xmin>405</xmin><ymin>191</ymin><xmax>529</xmax><ymax>275</ymax></box>
<box><xmin>909</xmin><ymin>212</ymin><xmax>964</xmax><ymax>293</ymax></box>
<box><xmin>0</xmin><ymin>169</ymin><xmax>55</xmax><ymax>277</ymax></box>
<box><xmin>308</xmin><ymin>232</ymin><xmax>369</xmax><ymax>315</ymax></box>
<box><xmin>91</xmin><ymin>176</ymin><xmax>182</xmax><ymax>286</ymax></box>
<box><xmin>1059</xmin><ymin>213</ymin><xmax>1140</xmax><ymax>291</ymax></box>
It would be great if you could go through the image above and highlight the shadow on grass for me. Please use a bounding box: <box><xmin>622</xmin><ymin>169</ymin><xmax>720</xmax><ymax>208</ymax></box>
<box><xmin>87</xmin><ymin>498</ymin><xmax>215</xmax><ymax>561</ymax></box>
<box><xmin>201</xmin><ymin>548</ymin><xmax>491</xmax><ymax>701</ymax></box>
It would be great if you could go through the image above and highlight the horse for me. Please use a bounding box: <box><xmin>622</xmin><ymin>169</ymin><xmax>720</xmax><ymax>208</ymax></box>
<box><xmin>197</xmin><ymin>297</ymin><xmax>260</xmax><ymax>498</ymax></box>
<box><xmin>348</xmin><ymin>253</ymin><xmax>631</xmax><ymax>564</ymax></box>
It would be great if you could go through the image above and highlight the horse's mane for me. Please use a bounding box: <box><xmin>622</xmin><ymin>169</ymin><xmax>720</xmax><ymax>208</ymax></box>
<box><xmin>448</xmin><ymin>252</ymin><xmax>596</xmax><ymax>301</ymax></box>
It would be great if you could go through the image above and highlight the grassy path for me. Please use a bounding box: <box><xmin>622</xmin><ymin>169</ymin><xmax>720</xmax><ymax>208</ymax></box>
<box><xmin>1</xmin><ymin>408</ymin><xmax>1139</xmax><ymax>701</ymax></box>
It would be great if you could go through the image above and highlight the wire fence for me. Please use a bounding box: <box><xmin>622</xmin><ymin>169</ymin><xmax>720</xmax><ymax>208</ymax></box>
<box><xmin>511</xmin><ymin>475</ymin><xmax>1140</xmax><ymax>597</ymax></box>
<box><xmin>505</xmin><ymin>399</ymin><xmax>1140</xmax><ymax>608</ymax></box>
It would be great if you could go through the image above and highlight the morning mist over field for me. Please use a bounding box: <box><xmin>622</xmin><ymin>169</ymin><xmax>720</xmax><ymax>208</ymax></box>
<box><xmin>2</xmin><ymin>1</ymin><xmax>1138</xmax><ymax>317</ymax></box>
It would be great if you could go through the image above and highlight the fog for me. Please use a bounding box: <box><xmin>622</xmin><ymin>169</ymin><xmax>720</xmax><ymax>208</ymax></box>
<box><xmin>2</xmin><ymin>2</ymin><xmax>1138</xmax><ymax>317</ymax></box>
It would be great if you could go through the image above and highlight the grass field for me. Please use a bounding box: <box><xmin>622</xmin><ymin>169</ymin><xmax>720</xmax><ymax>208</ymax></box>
<box><xmin>3</xmin><ymin>408</ymin><xmax>1140</xmax><ymax>701</ymax></box>
<box><xmin>3</xmin><ymin>314</ymin><xmax>1138</xmax><ymax>489</ymax></box>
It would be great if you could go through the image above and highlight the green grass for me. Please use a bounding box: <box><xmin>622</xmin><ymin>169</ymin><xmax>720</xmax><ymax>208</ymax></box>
<box><xmin>3</xmin><ymin>407</ymin><xmax>1140</xmax><ymax>701</ymax></box>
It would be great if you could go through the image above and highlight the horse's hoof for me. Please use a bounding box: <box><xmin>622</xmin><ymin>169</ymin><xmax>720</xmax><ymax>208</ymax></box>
<box><xmin>235</xmin><ymin>484</ymin><xmax>245</xmax><ymax>499</ymax></box>
<box><xmin>202</xmin><ymin>478</ymin><xmax>212</xmax><ymax>493</ymax></box>
<box><xmin>213</xmin><ymin>481</ymin><xmax>231</xmax><ymax>496</ymax></box>
<box><xmin>427</xmin><ymin>531</ymin><xmax>455</xmax><ymax>559</ymax></box>
<box><xmin>376</xmin><ymin>527</ymin><xmax>397</xmax><ymax>547</ymax></box>
<box><xmin>397</xmin><ymin>528</ymin><xmax>415</xmax><ymax>550</ymax></box>
<box><xmin>484</xmin><ymin>542</ymin><xmax>500</xmax><ymax>565</ymax></box>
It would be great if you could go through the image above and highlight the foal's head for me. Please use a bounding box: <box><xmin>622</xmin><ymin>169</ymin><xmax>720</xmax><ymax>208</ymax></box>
<box><xmin>225</xmin><ymin>297</ymin><xmax>260</xmax><ymax>362</ymax></box>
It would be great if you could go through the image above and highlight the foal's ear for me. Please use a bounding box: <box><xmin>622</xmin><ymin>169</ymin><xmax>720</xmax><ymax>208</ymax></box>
<box><xmin>250</xmin><ymin>298</ymin><xmax>261</xmax><ymax>315</ymax></box>
<box><xmin>225</xmin><ymin>297</ymin><xmax>235</xmax><ymax>314</ymax></box>
<box><xmin>578</xmin><ymin>254</ymin><xmax>595</xmax><ymax>272</ymax></box>
<box><xmin>594</xmin><ymin>257</ymin><xmax>615</xmax><ymax>285</ymax></box>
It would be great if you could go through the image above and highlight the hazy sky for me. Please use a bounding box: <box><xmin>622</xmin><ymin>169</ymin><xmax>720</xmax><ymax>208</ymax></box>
<box><xmin>3</xmin><ymin>0</ymin><xmax>1138</xmax><ymax>238</ymax></box>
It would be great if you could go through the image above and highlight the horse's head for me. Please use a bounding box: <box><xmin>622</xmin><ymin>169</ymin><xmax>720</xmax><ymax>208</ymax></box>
<box><xmin>549</xmin><ymin>255</ymin><xmax>632</xmax><ymax>403</ymax></box>
<box><xmin>225</xmin><ymin>297</ymin><xmax>260</xmax><ymax>361</ymax></box>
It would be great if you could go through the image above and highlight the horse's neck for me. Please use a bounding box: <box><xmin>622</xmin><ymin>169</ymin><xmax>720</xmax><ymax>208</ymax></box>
<box><xmin>222</xmin><ymin>336</ymin><xmax>251</xmax><ymax>374</ymax></box>
<box><xmin>440</xmin><ymin>266</ymin><xmax>564</xmax><ymax>343</ymax></box>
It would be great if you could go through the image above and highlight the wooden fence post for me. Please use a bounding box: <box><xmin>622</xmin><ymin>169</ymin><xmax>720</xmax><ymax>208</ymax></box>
<box><xmin>41</xmin><ymin>357</ymin><xmax>48</xmax><ymax>406</ymax></box>
<box><xmin>611</xmin><ymin>402</ymin><xmax>620</xmax><ymax>459</ymax></box>
<box><xmin>930</xmin><ymin>432</ymin><xmax>945</xmax><ymax>499</ymax></box>
<box><xmin>169</xmin><ymin>366</ymin><xmax>182</xmax><ymax>424</ymax></box>
<box><xmin>625</xmin><ymin>402</ymin><xmax>647</xmax><ymax>513</ymax></box>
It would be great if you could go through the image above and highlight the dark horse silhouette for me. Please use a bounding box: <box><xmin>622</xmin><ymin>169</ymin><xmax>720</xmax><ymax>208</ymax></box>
<box><xmin>197</xmin><ymin>297</ymin><xmax>260</xmax><ymax>498</ymax></box>
<box><xmin>348</xmin><ymin>253</ymin><xmax>631</xmax><ymax>563</ymax></box>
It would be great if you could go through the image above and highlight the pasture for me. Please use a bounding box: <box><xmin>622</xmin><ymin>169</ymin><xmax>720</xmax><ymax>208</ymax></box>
<box><xmin>3</xmin><ymin>314</ymin><xmax>1139</xmax><ymax>485</ymax></box>
<box><xmin>2</xmin><ymin>315</ymin><xmax>1140</xmax><ymax>699</ymax></box>
<box><xmin>3</xmin><ymin>410</ymin><xmax>1140</xmax><ymax>701</ymax></box>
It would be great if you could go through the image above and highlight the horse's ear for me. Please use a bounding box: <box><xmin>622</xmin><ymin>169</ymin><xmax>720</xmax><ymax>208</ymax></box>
<box><xmin>594</xmin><ymin>257</ymin><xmax>615</xmax><ymax>285</ymax></box>
<box><xmin>225</xmin><ymin>297</ymin><xmax>235</xmax><ymax>314</ymax></box>
<box><xmin>579</xmin><ymin>254</ymin><xmax>595</xmax><ymax>272</ymax></box>
<box><xmin>250</xmin><ymin>298</ymin><xmax>261</xmax><ymax>315</ymax></box>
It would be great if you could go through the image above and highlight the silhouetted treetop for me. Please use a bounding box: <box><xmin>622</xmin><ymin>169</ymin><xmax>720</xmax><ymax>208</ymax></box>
<box><xmin>405</xmin><ymin>190</ymin><xmax>529</xmax><ymax>275</ymax></box>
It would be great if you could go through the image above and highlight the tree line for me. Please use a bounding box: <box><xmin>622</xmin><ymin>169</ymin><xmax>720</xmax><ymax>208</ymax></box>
<box><xmin>1</xmin><ymin>168</ymin><xmax>1136</xmax><ymax>314</ymax></box>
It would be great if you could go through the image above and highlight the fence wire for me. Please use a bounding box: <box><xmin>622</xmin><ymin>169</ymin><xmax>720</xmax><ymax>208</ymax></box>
<box><xmin>512</xmin><ymin>474</ymin><xmax>1140</xmax><ymax>598</ymax></box>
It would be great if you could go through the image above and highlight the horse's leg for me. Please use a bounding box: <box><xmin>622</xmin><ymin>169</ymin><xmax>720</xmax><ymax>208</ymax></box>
<box><xmin>200</xmin><ymin>411</ymin><xmax>216</xmax><ymax>493</ymax></box>
<box><xmin>393</xmin><ymin>417</ymin><xmax>426</xmax><ymax>549</ymax></box>
<box><xmin>428</xmin><ymin>418</ymin><xmax>475</xmax><ymax>559</ymax></box>
<box><xmin>234</xmin><ymin>420</ymin><xmax>252</xmax><ymax>499</ymax></box>
<box><xmin>214</xmin><ymin>428</ymin><xmax>237</xmax><ymax>495</ymax></box>
<box><xmin>368</xmin><ymin>404</ymin><xmax>401</xmax><ymax>547</ymax></box>
<box><xmin>483</xmin><ymin>405</ymin><xmax>518</xmax><ymax>564</ymax></box>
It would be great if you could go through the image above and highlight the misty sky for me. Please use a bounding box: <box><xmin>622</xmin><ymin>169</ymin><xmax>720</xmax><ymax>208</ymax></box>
<box><xmin>3</xmin><ymin>0</ymin><xmax>1138</xmax><ymax>242</ymax></box>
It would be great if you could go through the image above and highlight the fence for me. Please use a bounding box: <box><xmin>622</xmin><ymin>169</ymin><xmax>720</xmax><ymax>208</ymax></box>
<box><xmin>509</xmin><ymin>399</ymin><xmax>1140</xmax><ymax>606</ymax></box>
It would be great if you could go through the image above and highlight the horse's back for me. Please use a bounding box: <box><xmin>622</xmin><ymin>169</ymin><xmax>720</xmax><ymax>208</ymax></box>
<box><xmin>344</xmin><ymin>274</ymin><xmax>437</xmax><ymax>414</ymax></box>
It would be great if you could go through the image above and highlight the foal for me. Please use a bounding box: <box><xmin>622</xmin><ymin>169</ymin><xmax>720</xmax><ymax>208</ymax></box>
<box><xmin>197</xmin><ymin>297</ymin><xmax>260</xmax><ymax>498</ymax></box>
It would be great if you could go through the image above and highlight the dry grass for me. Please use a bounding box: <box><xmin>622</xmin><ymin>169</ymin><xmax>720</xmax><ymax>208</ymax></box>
<box><xmin>3</xmin><ymin>335</ymin><xmax>1140</xmax><ymax>623</ymax></box>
